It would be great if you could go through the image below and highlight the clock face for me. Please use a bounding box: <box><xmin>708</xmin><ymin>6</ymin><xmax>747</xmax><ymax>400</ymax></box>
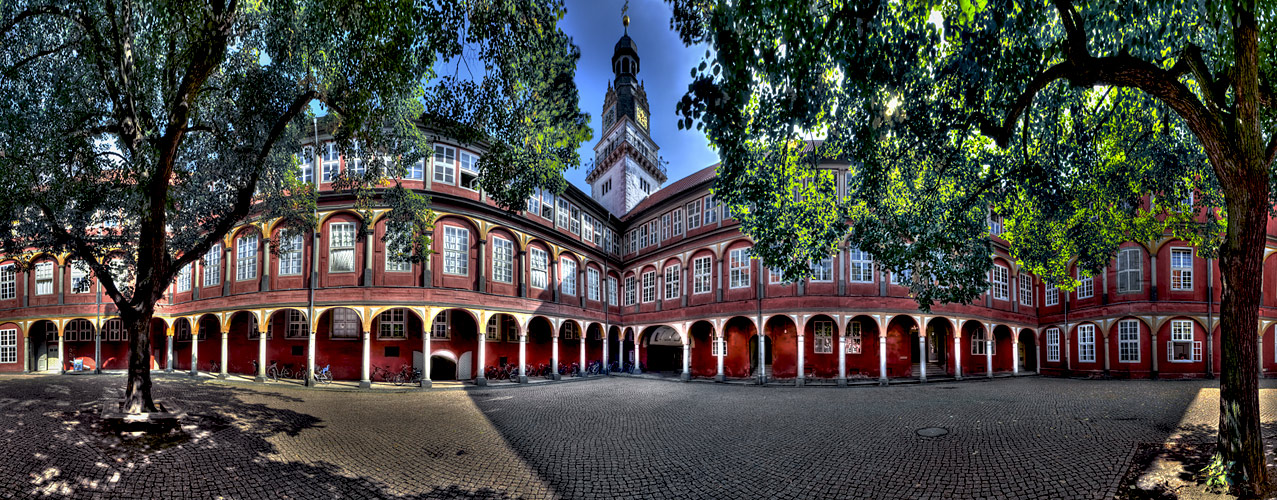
<box><xmin>636</xmin><ymin>107</ymin><xmax>648</xmax><ymax>131</ymax></box>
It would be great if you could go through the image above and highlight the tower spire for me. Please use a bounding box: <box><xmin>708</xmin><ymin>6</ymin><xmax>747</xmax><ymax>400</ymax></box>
<box><xmin>622</xmin><ymin>0</ymin><xmax>629</xmax><ymax>35</ymax></box>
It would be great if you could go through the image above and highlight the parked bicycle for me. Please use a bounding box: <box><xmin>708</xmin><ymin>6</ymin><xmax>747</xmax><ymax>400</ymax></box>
<box><xmin>267</xmin><ymin>360</ymin><xmax>290</xmax><ymax>381</ymax></box>
<box><xmin>209</xmin><ymin>361</ymin><xmax>220</xmax><ymax>374</ymax></box>
<box><xmin>585</xmin><ymin>361</ymin><xmax>602</xmax><ymax>376</ymax></box>
<box><xmin>314</xmin><ymin>364</ymin><xmax>333</xmax><ymax>385</ymax></box>
<box><xmin>372</xmin><ymin>365</ymin><xmax>394</xmax><ymax>383</ymax></box>
<box><xmin>392</xmin><ymin>364</ymin><xmax>420</xmax><ymax>386</ymax></box>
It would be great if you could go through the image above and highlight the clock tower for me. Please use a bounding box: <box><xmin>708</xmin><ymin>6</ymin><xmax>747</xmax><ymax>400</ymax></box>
<box><xmin>587</xmin><ymin>13</ymin><xmax>666</xmax><ymax>216</ymax></box>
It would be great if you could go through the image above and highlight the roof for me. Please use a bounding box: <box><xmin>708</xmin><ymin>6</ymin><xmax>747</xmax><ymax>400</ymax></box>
<box><xmin>622</xmin><ymin>163</ymin><xmax>718</xmax><ymax>221</ymax></box>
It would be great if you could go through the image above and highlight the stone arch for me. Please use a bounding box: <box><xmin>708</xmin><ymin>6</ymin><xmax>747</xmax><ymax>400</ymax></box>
<box><xmin>688</xmin><ymin>319</ymin><xmax>716</xmax><ymax>378</ymax></box>
<box><xmin>433</xmin><ymin>308</ymin><xmax>481</xmax><ymax>380</ymax></box>
<box><xmin>723</xmin><ymin>316</ymin><xmax>757</xmax><ymax>378</ymax></box>
<box><xmin>639</xmin><ymin>324</ymin><xmax>683</xmax><ymax>374</ymax></box>
<box><xmin>924</xmin><ymin>316</ymin><xmax>956</xmax><ymax>375</ymax></box>
<box><xmin>762</xmin><ymin>314</ymin><xmax>797</xmax><ymax>378</ymax></box>
<box><xmin>802</xmin><ymin>314</ymin><xmax>838</xmax><ymax>378</ymax></box>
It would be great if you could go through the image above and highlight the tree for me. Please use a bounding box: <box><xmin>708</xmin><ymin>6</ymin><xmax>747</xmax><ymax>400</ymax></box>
<box><xmin>670</xmin><ymin>0</ymin><xmax>1273</xmax><ymax>495</ymax></box>
<box><xmin>0</xmin><ymin>0</ymin><xmax>589</xmax><ymax>415</ymax></box>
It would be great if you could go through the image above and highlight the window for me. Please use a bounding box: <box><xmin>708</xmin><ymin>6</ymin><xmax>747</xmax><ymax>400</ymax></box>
<box><xmin>234</xmin><ymin>234</ymin><xmax>258</xmax><ymax>280</ymax></box>
<box><xmin>109</xmin><ymin>259</ymin><xmax>128</xmax><ymax>290</ymax></box>
<box><xmin>104</xmin><ymin>319</ymin><xmax>127</xmax><ymax>341</ymax></box>
<box><xmin>1</xmin><ymin>328</ymin><xmax>18</xmax><ymax>363</ymax></box>
<box><xmin>321</xmin><ymin>142</ymin><xmax>340</xmax><ymax>182</ymax></box>
<box><xmin>560</xmin><ymin>258</ymin><xmax>577</xmax><ymax>296</ymax></box>
<box><xmin>0</xmin><ymin>264</ymin><xmax>13</xmax><ymax>299</ymax></box>
<box><xmin>176</xmin><ymin>264</ymin><xmax>191</xmax><ymax>292</ymax></box>
<box><xmin>331</xmin><ymin>308</ymin><xmax>359</xmax><ymax>338</ymax></box>
<box><xmin>640</xmin><ymin>178</ymin><xmax>651</xmax><ymax>194</ymax></box>
<box><xmin>443</xmin><ymin>226</ymin><xmax>469</xmax><ymax>275</ymax></box>
<box><xmin>1078</xmin><ymin>324</ymin><xmax>1096</xmax><ymax>362</ymax></box>
<box><xmin>693</xmin><ymin>256</ymin><xmax>712</xmax><ymax>294</ymax></box>
<box><xmin>846</xmin><ymin>322</ymin><xmax>862</xmax><ymax>354</ymax></box>
<box><xmin>891</xmin><ymin>268</ymin><xmax>913</xmax><ymax>285</ymax></box>
<box><xmin>600</xmin><ymin>179</ymin><xmax>612</xmax><ymax>196</ymax></box>
<box><xmin>641</xmin><ymin>271</ymin><xmax>655</xmax><ymax>303</ymax></box>
<box><xmin>347</xmin><ymin>140</ymin><xmax>365</xmax><ymax>176</ymax></box>
<box><xmin>810</xmin><ymin>258</ymin><xmax>833</xmax><ymax>282</ymax></box>
<box><xmin>990</xmin><ymin>265</ymin><xmax>1008</xmax><ymax>300</ymax></box>
<box><xmin>285</xmin><ymin>310</ymin><xmax>307</xmax><ymax>338</ymax></box>
<box><xmin>769</xmin><ymin>266</ymin><xmax>785</xmax><ymax>285</ymax></box>
<box><xmin>65</xmin><ymin>319</ymin><xmax>93</xmax><ymax>342</ymax></box>
<box><xmin>607</xmin><ymin>276</ymin><xmax>618</xmax><ymax>305</ymax></box>
<box><xmin>557</xmin><ymin>198</ymin><xmax>570</xmax><ymax>228</ymax></box>
<box><xmin>1118</xmin><ymin>320</ymin><xmax>1140</xmax><ymax>363</ymax></box>
<box><xmin>1076</xmin><ymin>271</ymin><xmax>1093</xmax><ymax>299</ymax></box>
<box><xmin>530</xmin><ymin>248</ymin><xmax>548</xmax><ymax>289</ymax></box>
<box><xmin>1046</xmin><ymin>328</ymin><xmax>1060</xmax><ymax>362</ymax></box>
<box><xmin>712</xmin><ymin>335</ymin><xmax>724</xmax><ymax>356</ymax></box>
<box><xmin>34</xmin><ymin>262</ymin><xmax>53</xmax><ymax>295</ymax></box>
<box><xmin>971</xmin><ymin>329</ymin><xmax>992</xmax><ymax>355</ymax></box>
<box><xmin>527</xmin><ymin>189</ymin><xmax>541</xmax><ymax>216</ymax></box>
<box><xmin>297</xmin><ymin>147</ymin><xmax>314</xmax><ymax>184</ymax></box>
<box><xmin>458</xmin><ymin>150</ymin><xmax>479</xmax><ymax>189</ymax></box>
<box><xmin>703</xmin><ymin>196</ymin><xmax>718</xmax><ymax>224</ymax></box>
<box><xmin>582</xmin><ymin>215</ymin><xmax>594</xmax><ymax>243</ymax></box>
<box><xmin>624</xmin><ymin>276</ymin><xmax>637</xmax><ymax>306</ymax></box>
<box><xmin>407</xmin><ymin>157</ymin><xmax>424</xmax><ymax>180</ymax></box>
<box><xmin>1045</xmin><ymin>283</ymin><xmax>1059</xmax><ymax>306</ymax></box>
<box><xmin>1171</xmin><ymin>248</ymin><xmax>1193</xmax><ymax>290</ymax></box>
<box><xmin>540</xmin><ymin>190</ymin><xmax>555</xmax><ymax>220</ymax></box>
<box><xmin>70</xmin><ymin>261</ymin><xmax>91</xmax><ymax>294</ymax></box>
<box><xmin>492</xmin><ymin>237</ymin><xmax>513</xmax><ymax>283</ymax></box>
<box><xmin>639</xmin><ymin>223</ymin><xmax>649</xmax><ymax>248</ymax></box>
<box><xmin>328</xmin><ymin>223</ymin><xmax>355</xmax><ymax>273</ymax></box>
<box><xmin>1168</xmin><ymin>320</ymin><xmax>1201</xmax><ymax>362</ymax></box>
<box><xmin>1116</xmin><ymin>247</ymin><xmax>1142</xmax><ymax>293</ymax></box>
<box><xmin>587</xmin><ymin>267</ymin><xmax>600</xmax><ymax>301</ymax></box>
<box><xmin>203</xmin><ymin>244</ymin><xmax>221</xmax><ymax>287</ymax></box>
<box><xmin>988</xmin><ymin>212</ymin><xmax>1003</xmax><ymax>236</ymax></box>
<box><xmin>279</xmin><ymin>233</ymin><xmax>304</xmax><ymax>275</ymax></box>
<box><xmin>1018</xmin><ymin>274</ymin><xmax>1033</xmax><ymax>307</ymax></box>
<box><xmin>484</xmin><ymin>316</ymin><xmax>500</xmax><ymax>341</ymax></box>
<box><xmin>570</xmin><ymin>205</ymin><xmax>581</xmax><ymax>234</ymax></box>
<box><xmin>686</xmin><ymin>201</ymin><xmax>701</xmax><ymax>230</ymax></box>
<box><xmin>385</xmin><ymin>226</ymin><xmax>413</xmax><ymax>272</ymax></box>
<box><xmin>847</xmin><ymin>247</ymin><xmax>874</xmax><ymax>283</ymax></box>
<box><xmin>813</xmin><ymin>321</ymin><xmax>833</xmax><ymax>354</ymax></box>
<box><xmin>729</xmin><ymin>248</ymin><xmax>750</xmax><ymax>288</ymax></box>
<box><xmin>660</xmin><ymin>213</ymin><xmax>670</xmax><ymax>241</ymax></box>
<box><xmin>672</xmin><ymin>208</ymin><xmax>683</xmax><ymax>235</ymax></box>
<box><xmin>378</xmin><ymin>309</ymin><xmax>406</xmax><ymax>339</ymax></box>
<box><xmin>433</xmin><ymin>144</ymin><xmax>456</xmax><ymax>184</ymax></box>
<box><xmin>432</xmin><ymin>312</ymin><xmax>450</xmax><ymax>339</ymax></box>
<box><xmin>664</xmin><ymin>265</ymin><xmax>680</xmax><ymax>300</ymax></box>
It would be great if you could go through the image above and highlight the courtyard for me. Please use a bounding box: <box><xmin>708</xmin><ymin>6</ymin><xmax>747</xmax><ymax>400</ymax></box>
<box><xmin>0</xmin><ymin>374</ymin><xmax>1274</xmax><ymax>499</ymax></box>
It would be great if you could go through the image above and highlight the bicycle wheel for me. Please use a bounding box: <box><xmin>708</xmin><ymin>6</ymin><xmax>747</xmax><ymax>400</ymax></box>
<box><xmin>267</xmin><ymin>366</ymin><xmax>278</xmax><ymax>380</ymax></box>
<box><xmin>393</xmin><ymin>372</ymin><xmax>405</xmax><ymax>386</ymax></box>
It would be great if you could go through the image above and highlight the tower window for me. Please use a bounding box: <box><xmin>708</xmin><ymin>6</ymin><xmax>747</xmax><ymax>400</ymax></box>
<box><xmin>601</xmin><ymin>179</ymin><xmax>612</xmax><ymax>196</ymax></box>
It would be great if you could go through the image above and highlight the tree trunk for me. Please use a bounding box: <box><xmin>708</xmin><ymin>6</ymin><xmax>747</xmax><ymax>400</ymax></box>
<box><xmin>1217</xmin><ymin>171</ymin><xmax>1270</xmax><ymax>496</ymax></box>
<box><xmin>123</xmin><ymin>310</ymin><xmax>157</xmax><ymax>413</ymax></box>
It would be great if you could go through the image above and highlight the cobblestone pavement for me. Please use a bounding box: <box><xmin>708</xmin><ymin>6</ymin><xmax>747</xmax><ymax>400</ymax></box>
<box><xmin>0</xmin><ymin>373</ymin><xmax>1273</xmax><ymax>499</ymax></box>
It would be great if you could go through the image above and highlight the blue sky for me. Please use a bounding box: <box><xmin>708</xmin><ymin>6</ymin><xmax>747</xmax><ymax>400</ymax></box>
<box><xmin>560</xmin><ymin>0</ymin><xmax>719</xmax><ymax>192</ymax></box>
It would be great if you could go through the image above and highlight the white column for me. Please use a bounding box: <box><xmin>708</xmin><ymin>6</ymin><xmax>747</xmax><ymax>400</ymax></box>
<box><xmin>306</xmin><ymin>325</ymin><xmax>317</xmax><ymax>387</ymax></box>
<box><xmin>219</xmin><ymin>330</ymin><xmax>228</xmax><ymax>378</ymax></box>
<box><xmin>57</xmin><ymin>329</ymin><xmax>65</xmax><ymax>374</ymax></box>
<box><xmin>796</xmin><ymin>334</ymin><xmax>805</xmax><ymax>386</ymax></box>
<box><xmin>578</xmin><ymin>330</ymin><xmax>586</xmax><ymax>377</ymax></box>
<box><xmin>715</xmin><ymin>335</ymin><xmax>724</xmax><ymax>381</ymax></box>
<box><xmin>632</xmin><ymin>337</ymin><xmax>640</xmax><ymax>374</ymax></box>
<box><xmin>256</xmin><ymin>327</ymin><xmax>267</xmax><ymax>381</ymax></box>
<box><xmin>476</xmin><ymin>329</ymin><xmax>487</xmax><ymax>386</ymax></box>
<box><xmin>954</xmin><ymin>335</ymin><xmax>962</xmax><ymax>380</ymax></box>
<box><xmin>919</xmin><ymin>333</ymin><xmax>927</xmax><ymax>382</ymax></box>
<box><xmin>1035</xmin><ymin>334</ymin><xmax>1042</xmax><ymax>374</ymax></box>
<box><xmin>165</xmin><ymin>334</ymin><xmax>174</xmax><ymax>372</ymax></box>
<box><xmin>601</xmin><ymin>327</ymin><xmax>608</xmax><ymax>375</ymax></box>
<box><xmin>518</xmin><ymin>333</ymin><xmax>528</xmax><ymax>383</ymax></box>
<box><xmin>878</xmin><ymin>333</ymin><xmax>887</xmax><ymax>385</ymax></box>
<box><xmin>986</xmin><ymin>339</ymin><xmax>993</xmax><ymax>378</ymax></box>
<box><xmin>682</xmin><ymin>341</ymin><xmax>690</xmax><ymax>381</ymax></box>
<box><xmin>190</xmin><ymin>330</ymin><xmax>199</xmax><ymax>376</ymax></box>
<box><xmin>422</xmin><ymin>328</ymin><xmax>432</xmax><ymax>388</ymax></box>
<box><xmin>94</xmin><ymin>326</ymin><xmax>101</xmax><ymax>374</ymax></box>
<box><xmin>360</xmin><ymin>330</ymin><xmax>371</xmax><ymax>388</ymax></box>
<box><xmin>837</xmin><ymin>333</ymin><xmax>847</xmax><ymax>385</ymax></box>
<box><xmin>1012</xmin><ymin>336</ymin><xmax>1020</xmax><ymax>376</ymax></box>
<box><xmin>552</xmin><ymin>333</ymin><xmax>560</xmax><ymax>380</ymax></box>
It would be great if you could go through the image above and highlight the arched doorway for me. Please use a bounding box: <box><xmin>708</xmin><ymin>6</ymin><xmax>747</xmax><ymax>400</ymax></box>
<box><xmin>1019</xmin><ymin>329</ymin><xmax>1037</xmax><ymax>373</ymax></box>
<box><xmin>30</xmin><ymin>320</ymin><xmax>57</xmax><ymax>372</ymax></box>
<box><xmin>723</xmin><ymin>316</ymin><xmax>756</xmax><ymax>378</ymax></box>
<box><xmin>621</xmin><ymin>328</ymin><xmax>636</xmax><ymax>371</ymax></box>
<box><xmin>585</xmin><ymin>323</ymin><xmax>604</xmax><ymax>372</ymax></box>
<box><xmin>430</xmin><ymin>353</ymin><xmax>458</xmax><ymax>381</ymax></box>
<box><xmin>689</xmin><ymin>320</ymin><xmax>715</xmax><ymax>378</ymax></box>
<box><xmin>885</xmin><ymin>315</ymin><xmax>918</xmax><ymax>378</ymax></box>
<box><xmin>747</xmin><ymin>334</ymin><xmax>773</xmax><ymax>377</ymax></box>
<box><xmin>641</xmin><ymin>325</ymin><xmax>682</xmax><ymax>375</ymax></box>
<box><xmin>925</xmin><ymin>317</ymin><xmax>953</xmax><ymax>376</ymax></box>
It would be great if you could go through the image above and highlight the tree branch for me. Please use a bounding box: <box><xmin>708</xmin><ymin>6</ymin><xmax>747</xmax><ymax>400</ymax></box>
<box><xmin>33</xmin><ymin>201</ymin><xmax>128</xmax><ymax>309</ymax></box>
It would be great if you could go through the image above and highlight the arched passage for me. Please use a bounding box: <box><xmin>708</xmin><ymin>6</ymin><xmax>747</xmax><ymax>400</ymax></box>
<box><xmin>316</xmin><ymin>307</ymin><xmax>362</xmax><ymax>381</ymax></box>
<box><xmin>372</xmin><ymin>307</ymin><xmax>425</xmax><ymax>382</ymax></box>
<box><xmin>925</xmin><ymin>317</ymin><xmax>954</xmax><ymax>376</ymax></box>
<box><xmin>621</xmin><ymin>327</ymin><xmax>636</xmax><ymax>371</ymax></box>
<box><xmin>434</xmin><ymin>309</ymin><xmax>479</xmax><ymax>380</ymax></box>
<box><xmin>640</xmin><ymin>325</ymin><xmax>682</xmax><ymax>374</ymax></box>
<box><xmin>762</xmin><ymin>315</ymin><xmax>796</xmax><ymax>378</ymax></box>
<box><xmin>482</xmin><ymin>313</ymin><xmax>521</xmax><ymax>376</ymax></box>
<box><xmin>558</xmin><ymin>319</ymin><xmax>583</xmax><ymax>374</ymax></box>
<box><xmin>803</xmin><ymin>315</ymin><xmax>838</xmax><ymax>379</ymax></box>
<box><xmin>585</xmin><ymin>322</ymin><xmax>605</xmax><ymax>371</ymax></box>
<box><xmin>98</xmin><ymin>318</ymin><xmax>129</xmax><ymax>370</ymax></box>
<box><xmin>29</xmin><ymin>320</ymin><xmax>58</xmax><ymax>372</ymax></box>
<box><xmin>963</xmin><ymin>321</ymin><xmax>990</xmax><ymax>375</ymax></box>
<box><xmin>606</xmin><ymin>325</ymin><xmax>622</xmax><ymax>368</ymax></box>
<box><xmin>1018</xmin><ymin>328</ymin><xmax>1037</xmax><ymax>373</ymax></box>
<box><xmin>689</xmin><ymin>320</ymin><xmax>716</xmax><ymax>378</ymax></box>
<box><xmin>844</xmin><ymin>316</ymin><xmax>879</xmax><ymax>378</ymax></box>
<box><xmin>430</xmin><ymin>352</ymin><xmax>458</xmax><ymax>381</ymax></box>
<box><xmin>723</xmin><ymin>316</ymin><xmax>756</xmax><ymax>378</ymax></box>
<box><xmin>526</xmin><ymin>316</ymin><xmax>554</xmax><ymax>373</ymax></box>
<box><xmin>992</xmin><ymin>325</ymin><xmax>1015</xmax><ymax>373</ymax></box>
<box><xmin>265</xmin><ymin>309</ymin><xmax>308</xmax><ymax>379</ymax></box>
<box><xmin>63</xmin><ymin>319</ymin><xmax>96</xmax><ymax>371</ymax></box>
<box><xmin>194</xmin><ymin>315</ymin><xmax>220</xmax><ymax>373</ymax></box>
<box><xmin>226</xmin><ymin>311</ymin><xmax>259</xmax><ymax>375</ymax></box>
<box><xmin>885</xmin><ymin>315</ymin><xmax>917</xmax><ymax>378</ymax></box>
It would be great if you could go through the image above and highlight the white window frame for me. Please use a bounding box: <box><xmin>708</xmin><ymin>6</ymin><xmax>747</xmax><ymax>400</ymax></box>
<box><xmin>560</xmin><ymin>258</ymin><xmax>577</xmax><ymax>296</ymax></box>
<box><xmin>1118</xmin><ymin>320</ymin><xmax>1140</xmax><ymax>363</ymax></box>
<box><xmin>0</xmin><ymin>264</ymin><xmax>14</xmax><ymax>299</ymax></box>
<box><xmin>530</xmin><ymin>248</ymin><xmax>548</xmax><ymax>289</ymax></box>
<box><xmin>557</xmin><ymin>198</ymin><xmax>570</xmax><ymax>229</ymax></box>
<box><xmin>1167</xmin><ymin>319</ymin><xmax>1201</xmax><ymax>363</ymax></box>
<box><xmin>384</xmin><ymin>226</ymin><xmax>413</xmax><ymax>273</ymax></box>
<box><xmin>1170</xmin><ymin>247</ymin><xmax>1193</xmax><ymax>291</ymax></box>
<box><xmin>686</xmin><ymin>201</ymin><xmax>701</xmax><ymax>230</ymax></box>
<box><xmin>297</xmin><ymin>147</ymin><xmax>314</xmax><ymax>184</ymax></box>
<box><xmin>570</xmin><ymin>205</ymin><xmax>581</xmax><ymax>235</ymax></box>
<box><xmin>378</xmin><ymin>309</ymin><xmax>407</xmax><ymax>339</ymax></box>
<box><xmin>331</xmin><ymin>308</ymin><xmax>360</xmax><ymax>339</ymax></box>
<box><xmin>492</xmin><ymin>236</ymin><xmax>513</xmax><ymax>283</ymax></box>
<box><xmin>607</xmin><ymin>276</ymin><xmax>618</xmax><ymax>305</ymax></box>
<box><xmin>0</xmin><ymin>328</ymin><xmax>15</xmax><ymax>364</ymax></box>
<box><xmin>847</xmin><ymin>247</ymin><xmax>874</xmax><ymax>283</ymax></box>
<box><xmin>236</xmin><ymin>234</ymin><xmax>259</xmax><ymax>281</ymax></box>
<box><xmin>328</xmin><ymin>223</ymin><xmax>356</xmax><ymax>273</ymax></box>
<box><xmin>641</xmin><ymin>271</ymin><xmax>655</xmax><ymax>303</ymax></box>
<box><xmin>587</xmin><ymin>267</ymin><xmax>600</xmax><ymax>301</ymax></box>
<box><xmin>175</xmin><ymin>264</ymin><xmax>191</xmax><ymax>293</ymax></box>
<box><xmin>35</xmin><ymin>261</ymin><xmax>53</xmax><ymax>295</ymax></box>
<box><xmin>285</xmin><ymin>310</ymin><xmax>307</xmax><ymax>338</ymax></box>
<box><xmin>1045</xmin><ymin>284</ymin><xmax>1059</xmax><ymax>306</ymax></box>
<box><xmin>625</xmin><ymin>276</ymin><xmax>637</xmax><ymax>306</ymax></box>
<box><xmin>971</xmin><ymin>330</ymin><xmax>988</xmax><ymax>355</ymax></box>
<box><xmin>1116</xmin><ymin>247</ymin><xmax>1142</xmax><ymax>293</ymax></box>
<box><xmin>1046</xmin><ymin>328</ymin><xmax>1060</xmax><ymax>362</ymax></box>
<box><xmin>729</xmin><ymin>248</ymin><xmax>750</xmax><ymax>289</ymax></box>
<box><xmin>672</xmin><ymin>208</ymin><xmax>683</xmax><ymax>236</ymax></box>
<box><xmin>810</xmin><ymin>258</ymin><xmax>833</xmax><ymax>282</ymax></box>
<box><xmin>660</xmin><ymin>213</ymin><xmax>670</xmax><ymax>241</ymax></box>
<box><xmin>1018</xmin><ymin>274</ymin><xmax>1033</xmax><ymax>307</ymax></box>
<box><xmin>846</xmin><ymin>322</ymin><xmax>862</xmax><ymax>354</ymax></box>
<box><xmin>279</xmin><ymin>233</ymin><xmax>304</xmax><ymax>276</ymax></box>
<box><xmin>69</xmin><ymin>261</ymin><xmax>90</xmax><ymax>294</ymax></box>
<box><xmin>321</xmin><ymin>141</ymin><xmax>340</xmax><ymax>182</ymax></box>
<box><xmin>432</xmin><ymin>312</ymin><xmax>450</xmax><ymax>340</ymax></box>
<box><xmin>203</xmin><ymin>244</ymin><xmax>221</xmax><ymax>287</ymax></box>
<box><xmin>813</xmin><ymin>321</ymin><xmax>833</xmax><ymax>354</ymax></box>
<box><xmin>703</xmin><ymin>196</ymin><xmax>718</xmax><ymax>224</ymax></box>
<box><xmin>989</xmin><ymin>211</ymin><xmax>1003</xmax><ymax>236</ymax></box>
<box><xmin>693</xmin><ymin>256</ymin><xmax>712</xmax><ymax>294</ymax></box>
<box><xmin>433</xmin><ymin>144</ymin><xmax>456</xmax><ymax>185</ymax></box>
<box><xmin>1078</xmin><ymin>324</ymin><xmax>1096</xmax><ymax>362</ymax></box>
<box><xmin>990</xmin><ymin>265</ymin><xmax>1009</xmax><ymax>300</ymax></box>
<box><xmin>443</xmin><ymin>226</ymin><xmax>469</xmax><ymax>276</ymax></box>
<box><xmin>1077</xmin><ymin>271</ymin><xmax>1094</xmax><ymax>299</ymax></box>
<box><xmin>664</xmin><ymin>265</ymin><xmax>680</xmax><ymax>300</ymax></box>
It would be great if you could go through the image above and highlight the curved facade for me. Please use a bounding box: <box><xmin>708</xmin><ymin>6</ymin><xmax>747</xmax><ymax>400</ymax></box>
<box><xmin>2</xmin><ymin>28</ymin><xmax>1275</xmax><ymax>385</ymax></box>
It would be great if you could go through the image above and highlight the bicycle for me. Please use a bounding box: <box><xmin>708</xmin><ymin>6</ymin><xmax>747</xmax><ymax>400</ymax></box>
<box><xmin>393</xmin><ymin>364</ymin><xmax>418</xmax><ymax>386</ymax></box>
<box><xmin>585</xmin><ymin>361</ymin><xmax>601</xmax><ymax>376</ymax></box>
<box><xmin>314</xmin><ymin>364</ymin><xmax>332</xmax><ymax>385</ymax></box>
<box><xmin>267</xmin><ymin>361</ymin><xmax>290</xmax><ymax>381</ymax></box>
<box><xmin>502</xmin><ymin>363</ymin><xmax>519</xmax><ymax>380</ymax></box>
<box><xmin>372</xmin><ymin>365</ymin><xmax>394</xmax><ymax>383</ymax></box>
<box><xmin>209</xmin><ymin>361</ymin><xmax>220</xmax><ymax>374</ymax></box>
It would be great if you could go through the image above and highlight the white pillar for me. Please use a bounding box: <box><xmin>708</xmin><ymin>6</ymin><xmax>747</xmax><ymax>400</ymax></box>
<box><xmin>93</xmin><ymin>326</ymin><xmax>101</xmax><ymax>374</ymax></box>
<box><xmin>954</xmin><ymin>335</ymin><xmax>962</xmax><ymax>380</ymax></box>
<box><xmin>632</xmin><ymin>337</ymin><xmax>640</xmax><ymax>374</ymax></box>
<box><xmin>190</xmin><ymin>330</ymin><xmax>199</xmax><ymax>376</ymax></box>
<box><xmin>219</xmin><ymin>330</ymin><xmax>228</xmax><ymax>378</ymax></box>
<box><xmin>421</xmin><ymin>328</ymin><xmax>432</xmax><ymax>388</ymax></box>
<box><xmin>715</xmin><ymin>335</ymin><xmax>724</xmax><ymax>381</ymax></box>
<box><xmin>919</xmin><ymin>333</ymin><xmax>927</xmax><ymax>382</ymax></box>
<box><xmin>878</xmin><ymin>334</ymin><xmax>887</xmax><ymax>385</ymax></box>
<box><xmin>360</xmin><ymin>330</ymin><xmax>371</xmax><ymax>388</ymax></box>
<box><xmin>476</xmin><ymin>329</ymin><xmax>487</xmax><ymax>386</ymax></box>
<box><xmin>837</xmin><ymin>333</ymin><xmax>847</xmax><ymax>386</ymax></box>
<box><xmin>256</xmin><ymin>327</ymin><xmax>267</xmax><ymax>381</ymax></box>
<box><xmin>1012</xmin><ymin>336</ymin><xmax>1020</xmax><ymax>376</ymax></box>
<box><xmin>986</xmin><ymin>339</ymin><xmax>993</xmax><ymax>378</ymax></box>
<box><xmin>518</xmin><ymin>333</ymin><xmax>528</xmax><ymax>383</ymax></box>
<box><xmin>796</xmin><ymin>334</ymin><xmax>805</xmax><ymax>386</ymax></box>
<box><xmin>601</xmin><ymin>328</ymin><xmax>608</xmax><ymax>375</ymax></box>
<box><xmin>165</xmin><ymin>334</ymin><xmax>174</xmax><ymax>372</ymax></box>
<box><xmin>681</xmin><ymin>341</ymin><xmax>690</xmax><ymax>381</ymax></box>
<box><xmin>1035</xmin><ymin>334</ymin><xmax>1042</xmax><ymax>374</ymax></box>
<box><xmin>306</xmin><ymin>326</ymin><xmax>317</xmax><ymax>387</ymax></box>
<box><xmin>56</xmin><ymin>328</ymin><xmax>65</xmax><ymax>373</ymax></box>
<box><xmin>551</xmin><ymin>333</ymin><xmax>560</xmax><ymax>380</ymax></box>
<box><xmin>578</xmin><ymin>330</ymin><xmax>586</xmax><ymax>377</ymax></box>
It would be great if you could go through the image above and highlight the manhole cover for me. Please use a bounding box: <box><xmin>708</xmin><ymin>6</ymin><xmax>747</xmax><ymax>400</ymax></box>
<box><xmin>916</xmin><ymin>427</ymin><xmax>949</xmax><ymax>437</ymax></box>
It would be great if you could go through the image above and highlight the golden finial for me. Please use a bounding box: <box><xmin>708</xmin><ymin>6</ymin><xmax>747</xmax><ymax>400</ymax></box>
<box><xmin>622</xmin><ymin>0</ymin><xmax>630</xmax><ymax>33</ymax></box>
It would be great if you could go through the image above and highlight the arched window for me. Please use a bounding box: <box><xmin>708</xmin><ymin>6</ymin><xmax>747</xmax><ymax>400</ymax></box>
<box><xmin>103</xmin><ymin>319</ymin><xmax>126</xmax><ymax>342</ymax></box>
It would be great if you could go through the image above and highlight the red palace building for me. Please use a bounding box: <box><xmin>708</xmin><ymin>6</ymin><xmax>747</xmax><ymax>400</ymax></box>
<box><xmin>1</xmin><ymin>27</ymin><xmax>1274</xmax><ymax>386</ymax></box>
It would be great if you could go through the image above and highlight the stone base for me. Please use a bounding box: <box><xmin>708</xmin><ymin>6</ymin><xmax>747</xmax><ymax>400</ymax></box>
<box><xmin>714</xmin><ymin>374</ymin><xmax>725</xmax><ymax>383</ymax></box>
<box><xmin>836</xmin><ymin>378</ymin><xmax>847</xmax><ymax>387</ymax></box>
<box><xmin>359</xmin><ymin>380</ymin><xmax>371</xmax><ymax>389</ymax></box>
<box><xmin>188</xmin><ymin>372</ymin><xmax>198</xmax><ymax>378</ymax></box>
<box><xmin>419</xmin><ymin>380</ymin><xmax>432</xmax><ymax>389</ymax></box>
<box><xmin>517</xmin><ymin>375</ymin><xmax>528</xmax><ymax>384</ymax></box>
<box><xmin>100</xmin><ymin>400</ymin><xmax>186</xmax><ymax>432</ymax></box>
<box><xmin>476</xmin><ymin>377</ymin><xmax>488</xmax><ymax>387</ymax></box>
<box><xmin>217</xmin><ymin>374</ymin><xmax>227</xmax><ymax>380</ymax></box>
<box><xmin>552</xmin><ymin>374</ymin><xmax>561</xmax><ymax>381</ymax></box>
<box><xmin>680</xmin><ymin>373</ymin><xmax>690</xmax><ymax>381</ymax></box>
<box><xmin>878</xmin><ymin>379</ymin><xmax>888</xmax><ymax>387</ymax></box>
<box><xmin>254</xmin><ymin>376</ymin><xmax>266</xmax><ymax>383</ymax></box>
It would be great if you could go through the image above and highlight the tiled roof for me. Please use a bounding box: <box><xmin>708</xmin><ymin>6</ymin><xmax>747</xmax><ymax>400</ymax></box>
<box><xmin>622</xmin><ymin>163</ymin><xmax>719</xmax><ymax>221</ymax></box>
